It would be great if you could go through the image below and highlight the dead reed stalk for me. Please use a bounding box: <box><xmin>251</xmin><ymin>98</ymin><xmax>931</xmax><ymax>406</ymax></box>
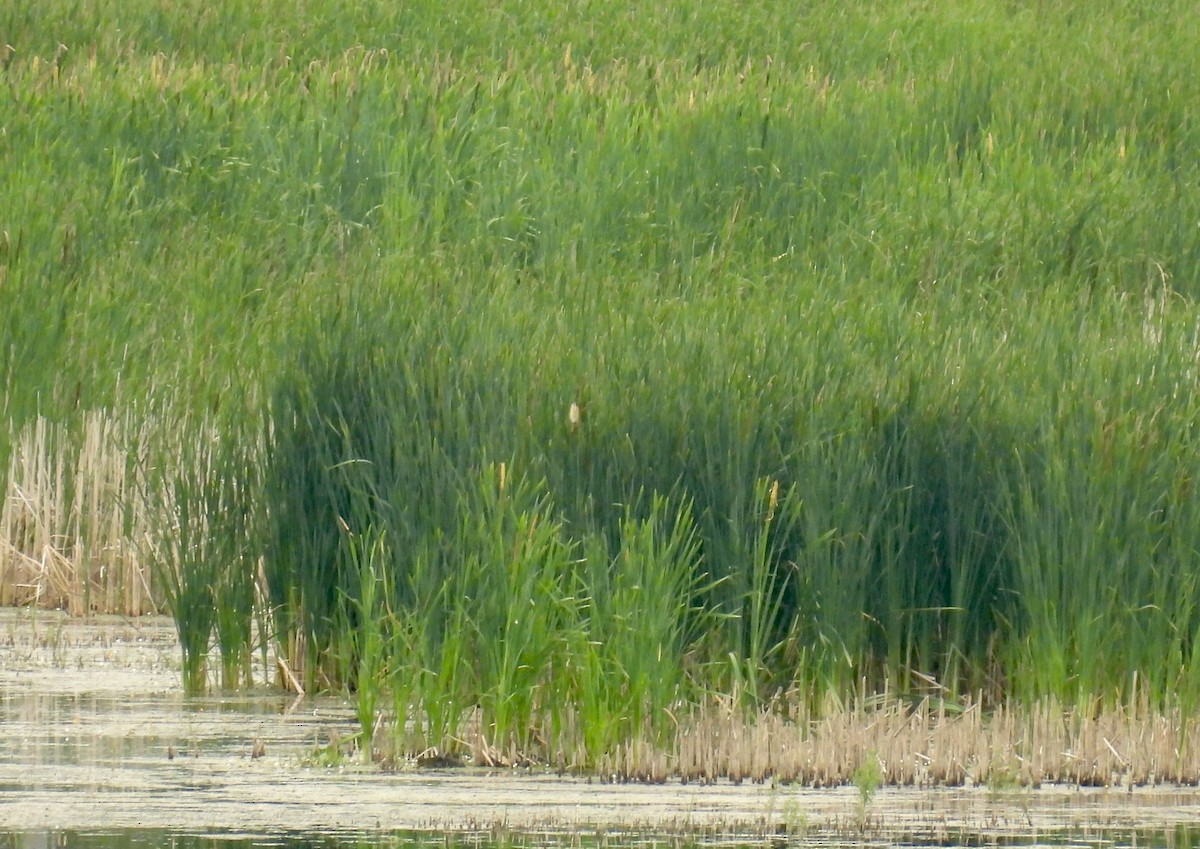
<box><xmin>0</xmin><ymin>411</ymin><xmax>159</xmax><ymax>615</ymax></box>
<box><xmin>657</xmin><ymin>696</ymin><xmax>1200</xmax><ymax>787</ymax></box>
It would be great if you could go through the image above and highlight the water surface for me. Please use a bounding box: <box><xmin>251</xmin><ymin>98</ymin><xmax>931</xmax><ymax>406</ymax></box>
<box><xmin>4</xmin><ymin>610</ymin><xmax>1200</xmax><ymax>848</ymax></box>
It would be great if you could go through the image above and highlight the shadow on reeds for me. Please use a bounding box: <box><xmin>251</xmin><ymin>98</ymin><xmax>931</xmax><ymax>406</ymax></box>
<box><xmin>6</xmin><ymin>1</ymin><xmax>1200</xmax><ymax>776</ymax></box>
<box><xmin>14</xmin><ymin>293</ymin><xmax>1200</xmax><ymax>779</ymax></box>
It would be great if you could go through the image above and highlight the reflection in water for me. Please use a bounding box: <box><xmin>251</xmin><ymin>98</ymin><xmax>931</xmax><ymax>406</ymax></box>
<box><xmin>6</xmin><ymin>612</ymin><xmax>1200</xmax><ymax>845</ymax></box>
<box><xmin>0</xmin><ymin>687</ymin><xmax>357</xmax><ymax>768</ymax></box>
<box><xmin>4</xmin><ymin>826</ymin><xmax>1200</xmax><ymax>849</ymax></box>
<box><xmin>1</xmin><ymin>691</ymin><xmax>177</xmax><ymax>766</ymax></box>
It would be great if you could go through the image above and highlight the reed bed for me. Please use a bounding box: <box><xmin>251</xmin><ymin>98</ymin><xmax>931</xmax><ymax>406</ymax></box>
<box><xmin>3</xmin><ymin>0</ymin><xmax>1200</xmax><ymax>776</ymax></box>
<box><xmin>668</xmin><ymin>697</ymin><xmax>1200</xmax><ymax>788</ymax></box>
<box><xmin>0</xmin><ymin>412</ymin><xmax>159</xmax><ymax>615</ymax></box>
<box><xmin>414</xmin><ymin>695</ymin><xmax>1200</xmax><ymax>788</ymax></box>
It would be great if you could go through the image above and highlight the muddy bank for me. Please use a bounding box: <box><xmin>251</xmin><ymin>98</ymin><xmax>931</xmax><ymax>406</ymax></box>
<box><xmin>4</xmin><ymin>608</ymin><xmax>1200</xmax><ymax>838</ymax></box>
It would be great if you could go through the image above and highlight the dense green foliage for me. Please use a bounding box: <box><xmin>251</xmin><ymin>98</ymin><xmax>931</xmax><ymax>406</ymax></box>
<box><xmin>4</xmin><ymin>0</ymin><xmax>1200</xmax><ymax>761</ymax></box>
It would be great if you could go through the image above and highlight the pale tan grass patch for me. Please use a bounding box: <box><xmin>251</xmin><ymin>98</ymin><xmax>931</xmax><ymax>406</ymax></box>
<box><xmin>584</xmin><ymin>696</ymin><xmax>1200</xmax><ymax>787</ymax></box>
<box><xmin>1</xmin><ymin>411</ymin><xmax>160</xmax><ymax>615</ymax></box>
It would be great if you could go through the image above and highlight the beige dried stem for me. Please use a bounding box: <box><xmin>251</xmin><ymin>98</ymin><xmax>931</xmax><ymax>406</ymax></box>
<box><xmin>0</xmin><ymin>411</ymin><xmax>159</xmax><ymax>615</ymax></box>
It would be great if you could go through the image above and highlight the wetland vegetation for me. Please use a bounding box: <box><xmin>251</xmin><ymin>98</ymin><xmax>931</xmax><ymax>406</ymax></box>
<box><xmin>3</xmin><ymin>0</ymin><xmax>1200</xmax><ymax>779</ymax></box>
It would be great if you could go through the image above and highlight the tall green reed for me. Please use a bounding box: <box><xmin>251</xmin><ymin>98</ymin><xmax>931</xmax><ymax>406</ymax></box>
<box><xmin>144</xmin><ymin>416</ymin><xmax>257</xmax><ymax>694</ymax></box>
<box><xmin>451</xmin><ymin>465</ymin><xmax>576</xmax><ymax>761</ymax></box>
<box><xmin>573</xmin><ymin>495</ymin><xmax>711</xmax><ymax>762</ymax></box>
<box><xmin>6</xmin><ymin>0</ymin><xmax>1200</xmax><ymax>728</ymax></box>
<box><xmin>1000</xmin><ymin>312</ymin><xmax>1200</xmax><ymax>707</ymax></box>
<box><xmin>336</xmin><ymin>522</ymin><xmax>391</xmax><ymax>760</ymax></box>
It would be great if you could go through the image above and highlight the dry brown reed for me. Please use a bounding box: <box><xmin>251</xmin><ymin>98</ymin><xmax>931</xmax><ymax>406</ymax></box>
<box><xmin>439</xmin><ymin>695</ymin><xmax>1200</xmax><ymax>787</ymax></box>
<box><xmin>376</xmin><ymin>681</ymin><xmax>1200</xmax><ymax>786</ymax></box>
<box><xmin>661</xmin><ymin>696</ymin><xmax>1199</xmax><ymax>787</ymax></box>
<box><xmin>0</xmin><ymin>412</ymin><xmax>159</xmax><ymax>615</ymax></box>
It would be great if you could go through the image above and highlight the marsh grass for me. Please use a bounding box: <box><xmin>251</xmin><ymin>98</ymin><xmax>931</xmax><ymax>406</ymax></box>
<box><xmin>668</xmin><ymin>694</ymin><xmax>1200</xmax><ymax>787</ymax></box>
<box><xmin>573</xmin><ymin>495</ymin><xmax>713</xmax><ymax>764</ymax></box>
<box><xmin>359</xmin><ymin>690</ymin><xmax>1200</xmax><ymax>786</ymax></box>
<box><xmin>854</xmin><ymin>750</ymin><xmax>883</xmax><ymax>829</ymax></box>
<box><xmin>209</xmin><ymin>424</ymin><xmax>261</xmax><ymax>690</ymax></box>
<box><xmin>5</xmin><ymin>0</ymin><xmax>1200</xmax><ymax>761</ymax></box>
<box><xmin>337</xmin><ymin>522</ymin><xmax>390</xmax><ymax>761</ymax></box>
<box><xmin>143</xmin><ymin>415</ymin><xmax>260</xmax><ymax>693</ymax></box>
<box><xmin>0</xmin><ymin>413</ymin><xmax>158</xmax><ymax>615</ymax></box>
